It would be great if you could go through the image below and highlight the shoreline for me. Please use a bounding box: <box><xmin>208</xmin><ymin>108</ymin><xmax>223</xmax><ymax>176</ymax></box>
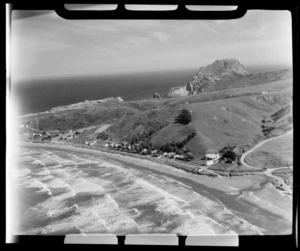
<box><xmin>15</xmin><ymin>141</ymin><xmax>293</xmax><ymax>223</ymax></box>
<box><xmin>15</xmin><ymin>141</ymin><xmax>280</xmax><ymax>194</ymax></box>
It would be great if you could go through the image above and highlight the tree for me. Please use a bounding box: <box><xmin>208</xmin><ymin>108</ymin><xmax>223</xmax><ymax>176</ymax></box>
<box><xmin>140</xmin><ymin>141</ymin><xmax>150</xmax><ymax>150</ymax></box>
<box><xmin>222</xmin><ymin>150</ymin><xmax>236</xmax><ymax>161</ymax></box>
<box><xmin>176</xmin><ymin>142</ymin><xmax>184</xmax><ymax>149</ymax></box>
<box><xmin>161</xmin><ymin>143</ymin><xmax>173</xmax><ymax>153</ymax></box>
<box><xmin>174</xmin><ymin>109</ymin><xmax>192</xmax><ymax>125</ymax></box>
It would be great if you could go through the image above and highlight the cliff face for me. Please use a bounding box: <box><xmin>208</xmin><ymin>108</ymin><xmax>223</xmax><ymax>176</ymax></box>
<box><xmin>164</xmin><ymin>59</ymin><xmax>249</xmax><ymax>98</ymax></box>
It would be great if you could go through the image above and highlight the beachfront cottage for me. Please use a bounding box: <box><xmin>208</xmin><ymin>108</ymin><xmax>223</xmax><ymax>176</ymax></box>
<box><xmin>104</xmin><ymin>143</ymin><xmax>109</xmax><ymax>148</ymax></box>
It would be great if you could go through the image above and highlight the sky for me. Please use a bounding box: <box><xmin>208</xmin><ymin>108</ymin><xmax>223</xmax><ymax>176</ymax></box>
<box><xmin>11</xmin><ymin>7</ymin><xmax>292</xmax><ymax>81</ymax></box>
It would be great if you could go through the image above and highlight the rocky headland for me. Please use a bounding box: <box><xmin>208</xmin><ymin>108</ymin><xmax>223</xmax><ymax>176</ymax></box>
<box><xmin>158</xmin><ymin>58</ymin><xmax>250</xmax><ymax>98</ymax></box>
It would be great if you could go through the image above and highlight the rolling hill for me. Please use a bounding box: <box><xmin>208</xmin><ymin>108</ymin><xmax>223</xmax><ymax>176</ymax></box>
<box><xmin>20</xmin><ymin>60</ymin><xmax>293</xmax><ymax>161</ymax></box>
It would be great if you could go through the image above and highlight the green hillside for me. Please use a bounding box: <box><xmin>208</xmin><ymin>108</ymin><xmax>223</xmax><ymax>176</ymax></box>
<box><xmin>21</xmin><ymin>68</ymin><xmax>293</xmax><ymax>161</ymax></box>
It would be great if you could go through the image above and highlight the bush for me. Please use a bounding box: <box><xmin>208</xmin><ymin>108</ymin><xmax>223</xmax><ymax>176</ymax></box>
<box><xmin>97</xmin><ymin>132</ymin><xmax>109</xmax><ymax>140</ymax></box>
<box><xmin>176</xmin><ymin>142</ymin><xmax>184</xmax><ymax>149</ymax></box>
<box><xmin>222</xmin><ymin>150</ymin><xmax>236</xmax><ymax>161</ymax></box>
<box><xmin>140</xmin><ymin>141</ymin><xmax>150</xmax><ymax>150</ymax></box>
<box><xmin>174</xmin><ymin>109</ymin><xmax>192</xmax><ymax>125</ymax></box>
<box><xmin>185</xmin><ymin>152</ymin><xmax>194</xmax><ymax>160</ymax></box>
<box><xmin>175</xmin><ymin>149</ymin><xmax>184</xmax><ymax>155</ymax></box>
<box><xmin>160</xmin><ymin>143</ymin><xmax>173</xmax><ymax>153</ymax></box>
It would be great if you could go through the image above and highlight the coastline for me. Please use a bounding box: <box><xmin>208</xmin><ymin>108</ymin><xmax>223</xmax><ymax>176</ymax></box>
<box><xmin>17</xmin><ymin>141</ymin><xmax>260</xmax><ymax>193</ymax></box>
<box><xmin>16</xmin><ymin>141</ymin><xmax>292</xmax><ymax>223</ymax></box>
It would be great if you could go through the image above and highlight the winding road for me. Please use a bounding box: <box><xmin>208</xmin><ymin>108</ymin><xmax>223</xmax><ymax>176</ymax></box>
<box><xmin>240</xmin><ymin>130</ymin><xmax>293</xmax><ymax>195</ymax></box>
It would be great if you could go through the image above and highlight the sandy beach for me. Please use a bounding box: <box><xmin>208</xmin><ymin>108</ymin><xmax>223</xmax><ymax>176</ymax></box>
<box><xmin>15</xmin><ymin>141</ymin><xmax>292</xmax><ymax>225</ymax></box>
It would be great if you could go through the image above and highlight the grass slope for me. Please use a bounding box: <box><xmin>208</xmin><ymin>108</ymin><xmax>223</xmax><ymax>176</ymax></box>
<box><xmin>245</xmin><ymin>132</ymin><xmax>293</xmax><ymax>168</ymax></box>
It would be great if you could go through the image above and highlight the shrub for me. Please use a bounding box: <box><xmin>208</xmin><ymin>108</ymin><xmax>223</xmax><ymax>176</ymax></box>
<box><xmin>175</xmin><ymin>149</ymin><xmax>184</xmax><ymax>155</ymax></box>
<box><xmin>160</xmin><ymin>143</ymin><xmax>173</xmax><ymax>153</ymax></box>
<box><xmin>174</xmin><ymin>109</ymin><xmax>192</xmax><ymax>125</ymax></box>
<box><xmin>140</xmin><ymin>141</ymin><xmax>150</xmax><ymax>150</ymax></box>
<box><xmin>176</xmin><ymin>142</ymin><xmax>184</xmax><ymax>149</ymax></box>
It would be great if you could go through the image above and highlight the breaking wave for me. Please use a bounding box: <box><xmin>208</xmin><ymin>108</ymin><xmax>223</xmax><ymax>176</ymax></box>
<box><xmin>14</xmin><ymin>146</ymin><xmax>276</xmax><ymax>235</ymax></box>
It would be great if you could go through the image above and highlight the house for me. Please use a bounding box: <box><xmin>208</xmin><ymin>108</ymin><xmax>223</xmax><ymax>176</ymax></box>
<box><xmin>90</xmin><ymin>140</ymin><xmax>97</xmax><ymax>146</ymax></box>
<box><xmin>151</xmin><ymin>149</ymin><xmax>159</xmax><ymax>157</ymax></box>
<box><xmin>175</xmin><ymin>155</ymin><xmax>189</xmax><ymax>161</ymax></box>
<box><xmin>85</xmin><ymin>140</ymin><xmax>89</xmax><ymax>145</ymax></box>
<box><xmin>205</xmin><ymin>153</ymin><xmax>220</xmax><ymax>160</ymax></box>
<box><xmin>168</xmin><ymin>152</ymin><xmax>176</xmax><ymax>158</ymax></box>
<box><xmin>104</xmin><ymin>143</ymin><xmax>109</xmax><ymax>148</ymax></box>
<box><xmin>206</xmin><ymin>160</ymin><xmax>214</xmax><ymax>166</ymax></box>
<box><xmin>140</xmin><ymin>148</ymin><xmax>148</xmax><ymax>155</ymax></box>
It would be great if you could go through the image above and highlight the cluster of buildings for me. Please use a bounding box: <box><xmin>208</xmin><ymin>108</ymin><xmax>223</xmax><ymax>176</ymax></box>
<box><xmin>103</xmin><ymin>142</ymin><xmax>194</xmax><ymax>161</ymax></box>
<box><xmin>204</xmin><ymin>153</ymin><xmax>221</xmax><ymax>166</ymax></box>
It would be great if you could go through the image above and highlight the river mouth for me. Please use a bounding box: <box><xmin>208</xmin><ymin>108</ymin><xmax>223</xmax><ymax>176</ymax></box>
<box><xmin>11</xmin><ymin>145</ymin><xmax>292</xmax><ymax>235</ymax></box>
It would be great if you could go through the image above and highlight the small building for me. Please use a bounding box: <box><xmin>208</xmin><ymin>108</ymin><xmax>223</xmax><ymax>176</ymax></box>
<box><xmin>151</xmin><ymin>149</ymin><xmax>159</xmax><ymax>157</ymax></box>
<box><xmin>206</xmin><ymin>160</ymin><xmax>214</xmax><ymax>166</ymax></box>
<box><xmin>205</xmin><ymin>153</ymin><xmax>220</xmax><ymax>160</ymax></box>
<box><xmin>168</xmin><ymin>152</ymin><xmax>176</xmax><ymax>158</ymax></box>
<box><xmin>90</xmin><ymin>140</ymin><xmax>97</xmax><ymax>146</ymax></box>
<box><xmin>140</xmin><ymin>148</ymin><xmax>148</xmax><ymax>155</ymax></box>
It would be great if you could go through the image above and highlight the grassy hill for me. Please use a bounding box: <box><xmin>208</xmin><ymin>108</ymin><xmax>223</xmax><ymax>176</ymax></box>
<box><xmin>244</xmin><ymin>131</ymin><xmax>293</xmax><ymax>168</ymax></box>
<box><xmin>205</xmin><ymin>69</ymin><xmax>292</xmax><ymax>93</ymax></box>
<box><xmin>21</xmin><ymin>68</ymin><xmax>293</xmax><ymax>161</ymax></box>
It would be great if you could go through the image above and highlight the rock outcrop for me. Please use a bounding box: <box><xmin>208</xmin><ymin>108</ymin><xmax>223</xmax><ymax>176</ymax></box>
<box><xmin>163</xmin><ymin>59</ymin><xmax>249</xmax><ymax>98</ymax></box>
<box><xmin>153</xmin><ymin>92</ymin><xmax>161</xmax><ymax>99</ymax></box>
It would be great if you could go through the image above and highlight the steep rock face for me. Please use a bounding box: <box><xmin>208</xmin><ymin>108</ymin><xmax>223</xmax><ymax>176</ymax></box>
<box><xmin>197</xmin><ymin>59</ymin><xmax>249</xmax><ymax>79</ymax></box>
<box><xmin>164</xmin><ymin>59</ymin><xmax>249</xmax><ymax>98</ymax></box>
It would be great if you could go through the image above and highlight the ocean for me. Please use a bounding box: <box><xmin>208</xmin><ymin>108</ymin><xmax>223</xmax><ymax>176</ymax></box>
<box><xmin>13</xmin><ymin>145</ymin><xmax>291</xmax><ymax>235</ymax></box>
<box><xmin>11</xmin><ymin>65</ymin><xmax>289</xmax><ymax>116</ymax></box>
<box><xmin>11</xmin><ymin>69</ymin><xmax>197</xmax><ymax>115</ymax></box>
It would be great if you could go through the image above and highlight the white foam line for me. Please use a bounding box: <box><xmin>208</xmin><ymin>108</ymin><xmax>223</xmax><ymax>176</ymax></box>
<box><xmin>42</xmin><ymin>153</ymin><xmax>77</xmax><ymax>166</ymax></box>
<box><xmin>30</xmin><ymin>157</ymin><xmax>45</xmax><ymax>166</ymax></box>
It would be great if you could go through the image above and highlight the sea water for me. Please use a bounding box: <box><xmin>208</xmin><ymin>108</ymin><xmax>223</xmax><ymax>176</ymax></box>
<box><xmin>12</xmin><ymin>146</ymin><xmax>291</xmax><ymax>235</ymax></box>
<box><xmin>11</xmin><ymin>69</ymin><xmax>196</xmax><ymax>115</ymax></box>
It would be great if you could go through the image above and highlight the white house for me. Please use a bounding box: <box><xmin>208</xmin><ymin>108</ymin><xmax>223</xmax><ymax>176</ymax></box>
<box><xmin>90</xmin><ymin>141</ymin><xmax>97</xmax><ymax>146</ymax></box>
<box><xmin>104</xmin><ymin>143</ymin><xmax>109</xmax><ymax>148</ymax></box>
<box><xmin>141</xmin><ymin>148</ymin><xmax>148</xmax><ymax>155</ymax></box>
<box><xmin>206</xmin><ymin>160</ymin><xmax>214</xmax><ymax>166</ymax></box>
<box><xmin>205</xmin><ymin>153</ymin><xmax>220</xmax><ymax>160</ymax></box>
